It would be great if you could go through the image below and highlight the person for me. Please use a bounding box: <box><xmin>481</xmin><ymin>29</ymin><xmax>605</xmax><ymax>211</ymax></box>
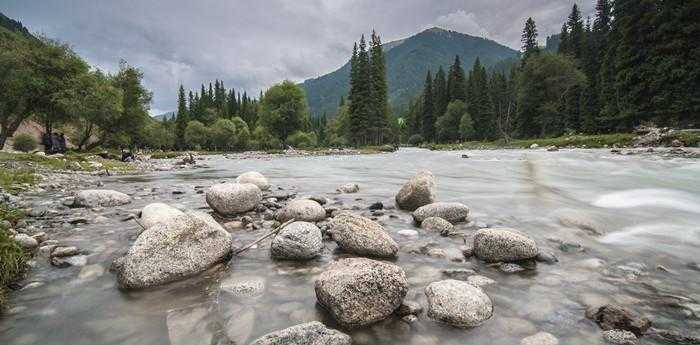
<box><xmin>51</xmin><ymin>133</ymin><xmax>60</xmax><ymax>154</ymax></box>
<box><xmin>41</xmin><ymin>132</ymin><xmax>52</xmax><ymax>153</ymax></box>
<box><xmin>121</xmin><ymin>149</ymin><xmax>135</xmax><ymax>162</ymax></box>
<box><xmin>58</xmin><ymin>133</ymin><xmax>67</xmax><ymax>153</ymax></box>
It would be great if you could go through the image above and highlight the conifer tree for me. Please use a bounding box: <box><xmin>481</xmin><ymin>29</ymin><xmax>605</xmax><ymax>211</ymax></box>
<box><xmin>421</xmin><ymin>71</ymin><xmax>435</xmax><ymax>142</ymax></box>
<box><xmin>433</xmin><ymin>67</ymin><xmax>448</xmax><ymax>120</ymax></box>
<box><xmin>369</xmin><ymin>30</ymin><xmax>389</xmax><ymax>144</ymax></box>
<box><xmin>467</xmin><ymin>58</ymin><xmax>495</xmax><ymax>140</ymax></box>
<box><xmin>447</xmin><ymin>56</ymin><xmax>466</xmax><ymax>102</ymax></box>
<box><xmin>175</xmin><ymin>85</ymin><xmax>189</xmax><ymax>149</ymax></box>
<box><xmin>521</xmin><ymin>17</ymin><xmax>540</xmax><ymax>65</ymax></box>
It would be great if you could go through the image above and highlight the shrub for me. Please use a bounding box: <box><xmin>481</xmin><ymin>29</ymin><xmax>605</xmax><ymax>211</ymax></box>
<box><xmin>184</xmin><ymin>120</ymin><xmax>210</xmax><ymax>149</ymax></box>
<box><xmin>286</xmin><ymin>131</ymin><xmax>317</xmax><ymax>149</ymax></box>
<box><xmin>251</xmin><ymin>126</ymin><xmax>283</xmax><ymax>150</ymax></box>
<box><xmin>11</xmin><ymin>134</ymin><xmax>37</xmax><ymax>152</ymax></box>
<box><xmin>407</xmin><ymin>134</ymin><xmax>424</xmax><ymax>146</ymax></box>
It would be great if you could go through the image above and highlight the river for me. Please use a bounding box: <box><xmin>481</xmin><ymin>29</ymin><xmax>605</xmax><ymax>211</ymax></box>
<box><xmin>2</xmin><ymin>148</ymin><xmax>699</xmax><ymax>344</ymax></box>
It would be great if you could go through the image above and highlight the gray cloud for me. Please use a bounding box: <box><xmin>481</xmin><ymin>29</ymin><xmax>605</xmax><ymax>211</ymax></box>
<box><xmin>2</xmin><ymin>0</ymin><xmax>593</xmax><ymax>114</ymax></box>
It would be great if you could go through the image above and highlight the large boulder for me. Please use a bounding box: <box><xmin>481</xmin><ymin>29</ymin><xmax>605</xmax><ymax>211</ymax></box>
<box><xmin>413</xmin><ymin>202</ymin><xmax>470</xmax><ymax>224</ymax></box>
<box><xmin>328</xmin><ymin>213</ymin><xmax>398</xmax><ymax>258</ymax></box>
<box><xmin>276</xmin><ymin>199</ymin><xmax>326</xmax><ymax>222</ymax></box>
<box><xmin>473</xmin><ymin>228</ymin><xmax>539</xmax><ymax>263</ymax></box>
<box><xmin>73</xmin><ymin>189</ymin><xmax>131</xmax><ymax>208</ymax></box>
<box><xmin>206</xmin><ymin>183</ymin><xmax>262</xmax><ymax>216</ymax></box>
<box><xmin>236</xmin><ymin>171</ymin><xmax>270</xmax><ymax>191</ymax></box>
<box><xmin>271</xmin><ymin>221</ymin><xmax>323</xmax><ymax>260</ymax></box>
<box><xmin>425</xmin><ymin>279</ymin><xmax>493</xmax><ymax>327</ymax></box>
<box><xmin>421</xmin><ymin>216</ymin><xmax>455</xmax><ymax>236</ymax></box>
<box><xmin>140</xmin><ymin>203</ymin><xmax>184</xmax><ymax>229</ymax></box>
<box><xmin>249</xmin><ymin>321</ymin><xmax>351</xmax><ymax>345</ymax></box>
<box><xmin>395</xmin><ymin>170</ymin><xmax>436</xmax><ymax>211</ymax></box>
<box><xmin>115</xmin><ymin>211</ymin><xmax>232</xmax><ymax>289</ymax></box>
<box><xmin>315</xmin><ymin>258</ymin><xmax>408</xmax><ymax>327</ymax></box>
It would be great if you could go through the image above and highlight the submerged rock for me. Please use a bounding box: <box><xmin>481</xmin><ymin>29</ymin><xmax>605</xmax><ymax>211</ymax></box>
<box><xmin>421</xmin><ymin>216</ymin><xmax>455</xmax><ymax>236</ymax></box>
<box><xmin>236</xmin><ymin>171</ymin><xmax>270</xmax><ymax>191</ymax></box>
<box><xmin>73</xmin><ymin>189</ymin><xmax>131</xmax><ymax>208</ymax></box>
<box><xmin>249</xmin><ymin>321</ymin><xmax>351</xmax><ymax>345</ymax></box>
<box><xmin>315</xmin><ymin>258</ymin><xmax>407</xmax><ymax>327</ymax></box>
<box><xmin>337</xmin><ymin>183</ymin><xmax>359</xmax><ymax>193</ymax></box>
<box><xmin>271</xmin><ymin>221</ymin><xmax>323</xmax><ymax>260</ymax></box>
<box><xmin>425</xmin><ymin>279</ymin><xmax>493</xmax><ymax>327</ymax></box>
<box><xmin>587</xmin><ymin>304</ymin><xmax>651</xmax><ymax>337</ymax></box>
<box><xmin>520</xmin><ymin>332</ymin><xmax>559</xmax><ymax>345</ymax></box>
<box><xmin>413</xmin><ymin>202</ymin><xmax>470</xmax><ymax>224</ymax></box>
<box><xmin>115</xmin><ymin>211</ymin><xmax>232</xmax><ymax>289</ymax></box>
<box><xmin>276</xmin><ymin>199</ymin><xmax>326</xmax><ymax>222</ymax></box>
<box><xmin>140</xmin><ymin>203</ymin><xmax>184</xmax><ymax>229</ymax></box>
<box><xmin>473</xmin><ymin>228</ymin><xmax>538</xmax><ymax>263</ymax></box>
<box><xmin>166</xmin><ymin>303</ymin><xmax>223</xmax><ymax>345</ymax></box>
<box><xmin>206</xmin><ymin>183</ymin><xmax>262</xmax><ymax>216</ymax></box>
<box><xmin>328</xmin><ymin>213</ymin><xmax>399</xmax><ymax>258</ymax></box>
<box><xmin>395</xmin><ymin>170</ymin><xmax>436</xmax><ymax>211</ymax></box>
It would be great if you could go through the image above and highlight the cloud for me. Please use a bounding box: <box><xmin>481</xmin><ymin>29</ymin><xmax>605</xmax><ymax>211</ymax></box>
<box><xmin>2</xmin><ymin>1</ymin><xmax>594</xmax><ymax>114</ymax></box>
<box><xmin>432</xmin><ymin>10</ymin><xmax>490</xmax><ymax>38</ymax></box>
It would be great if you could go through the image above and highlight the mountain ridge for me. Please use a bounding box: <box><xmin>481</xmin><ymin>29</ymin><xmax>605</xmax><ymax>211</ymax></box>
<box><xmin>301</xmin><ymin>27</ymin><xmax>520</xmax><ymax>117</ymax></box>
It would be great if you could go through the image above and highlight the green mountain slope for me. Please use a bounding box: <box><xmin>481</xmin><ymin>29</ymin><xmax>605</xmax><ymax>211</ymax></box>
<box><xmin>0</xmin><ymin>12</ymin><xmax>34</xmax><ymax>38</ymax></box>
<box><xmin>301</xmin><ymin>27</ymin><xmax>520</xmax><ymax>117</ymax></box>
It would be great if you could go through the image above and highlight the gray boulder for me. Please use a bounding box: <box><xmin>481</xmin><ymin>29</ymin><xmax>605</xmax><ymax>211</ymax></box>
<box><xmin>413</xmin><ymin>202</ymin><xmax>470</xmax><ymax>224</ymax></box>
<box><xmin>276</xmin><ymin>199</ymin><xmax>326</xmax><ymax>222</ymax></box>
<box><xmin>315</xmin><ymin>258</ymin><xmax>407</xmax><ymax>327</ymax></box>
<box><xmin>271</xmin><ymin>221</ymin><xmax>323</xmax><ymax>260</ymax></box>
<box><xmin>395</xmin><ymin>170</ymin><xmax>436</xmax><ymax>211</ymax></box>
<box><xmin>13</xmin><ymin>234</ymin><xmax>38</xmax><ymax>249</ymax></box>
<box><xmin>473</xmin><ymin>228</ymin><xmax>539</xmax><ymax>263</ymax></box>
<box><xmin>421</xmin><ymin>216</ymin><xmax>455</xmax><ymax>236</ymax></box>
<box><xmin>329</xmin><ymin>213</ymin><xmax>398</xmax><ymax>258</ymax></box>
<box><xmin>73</xmin><ymin>189</ymin><xmax>131</xmax><ymax>208</ymax></box>
<box><xmin>249</xmin><ymin>321</ymin><xmax>351</xmax><ymax>345</ymax></box>
<box><xmin>336</xmin><ymin>183</ymin><xmax>359</xmax><ymax>193</ymax></box>
<box><xmin>115</xmin><ymin>211</ymin><xmax>232</xmax><ymax>289</ymax></box>
<box><xmin>206</xmin><ymin>183</ymin><xmax>262</xmax><ymax>216</ymax></box>
<box><xmin>425</xmin><ymin>279</ymin><xmax>493</xmax><ymax>327</ymax></box>
<box><xmin>140</xmin><ymin>203</ymin><xmax>184</xmax><ymax>229</ymax></box>
<box><xmin>236</xmin><ymin>171</ymin><xmax>270</xmax><ymax>191</ymax></box>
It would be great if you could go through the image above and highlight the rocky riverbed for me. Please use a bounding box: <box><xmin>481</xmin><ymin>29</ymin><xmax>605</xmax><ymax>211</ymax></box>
<box><xmin>1</xmin><ymin>148</ymin><xmax>699</xmax><ymax>345</ymax></box>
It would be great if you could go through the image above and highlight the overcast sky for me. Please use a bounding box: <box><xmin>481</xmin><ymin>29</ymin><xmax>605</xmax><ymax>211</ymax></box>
<box><xmin>2</xmin><ymin>0</ymin><xmax>593</xmax><ymax>115</ymax></box>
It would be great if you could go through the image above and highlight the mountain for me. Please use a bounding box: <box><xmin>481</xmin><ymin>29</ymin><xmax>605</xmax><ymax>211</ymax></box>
<box><xmin>0</xmin><ymin>12</ymin><xmax>34</xmax><ymax>38</ymax></box>
<box><xmin>152</xmin><ymin>111</ymin><xmax>176</xmax><ymax>122</ymax></box>
<box><xmin>301</xmin><ymin>27</ymin><xmax>520</xmax><ymax>117</ymax></box>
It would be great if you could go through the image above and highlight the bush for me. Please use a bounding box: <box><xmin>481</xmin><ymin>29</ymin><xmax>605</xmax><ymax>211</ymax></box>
<box><xmin>11</xmin><ymin>134</ymin><xmax>37</xmax><ymax>152</ymax></box>
<box><xmin>184</xmin><ymin>120</ymin><xmax>210</xmax><ymax>149</ymax></box>
<box><xmin>407</xmin><ymin>134</ymin><xmax>424</xmax><ymax>146</ymax></box>
<box><xmin>251</xmin><ymin>126</ymin><xmax>283</xmax><ymax>150</ymax></box>
<box><xmin>286</xmin><ymin>131</ymin><xmax>317</xmax><ymax>149</ymax></box>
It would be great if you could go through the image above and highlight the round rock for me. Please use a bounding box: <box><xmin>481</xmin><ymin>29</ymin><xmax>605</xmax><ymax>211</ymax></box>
<box><xmin>73</xmin><ymin>189</ymin><xmax>131</xmax><ymax>208</ymax></box>
<box><xmin>276</xmin><ymin>199</ymin><xmax>326</xmax><ymax>223</ymax></box>
<box><xmin>473</xmin><ymin>228</ymin><xmax>539</xmax><ymax>263</ymax></box>
<box><xmin>140</xmin><ymin>203</ymin><xmax>184</xmax><ymax>229</ymax></box>
<box><xmin>13</xmin><ymin>234</ymin><xmax>38</xmax><ymax>249</ymax></box>
<box><xmin>425</xmin><ymin>279</ymin><xmax>493</xmax><ymax>327</ymax></box>
<box><xmin>395</xmin><ymin>170</ymin><xmax>436</xmax><ymax>211</ymax></box>
<box><xmin>206</xmin><ymin>183</ymin><xmax>262</xmax><ymax>216</ymax></box>
<box><xmin>236</xmin><ymin>171</ymin><xmax>270</xmax><ymax>191</ymax></box>
<box><xmin>249</xmin><ymin>321</ymin><xmax>351</xmax><ymax>345</ymax></box>
<box><xmin>328</xmin><ymin>213</ymin><xmax>399</xmax><ymax>258</ymax></box>
<box><xmin>315</xmin><ymin>258</ymin><xmax>408</xmax><ymax>327</ymax></box>
<box><xmin>413</xmin><ymin>202</ymin><xmax>470</xmax><ymax>224</ymax></box>
<box><xmin>271</xmin><ymin>221</ymin><xmax>323</xmax><ymax>260</ymax></box>
<box><xmin>336</xmin><ymin>183</ymin><xmax>359</xmax><ymax>193</ymax></box>
<box><xmin>421</xmin><ymin>217</ymin><xmax>455</xmax><ymax>236</ymax></box>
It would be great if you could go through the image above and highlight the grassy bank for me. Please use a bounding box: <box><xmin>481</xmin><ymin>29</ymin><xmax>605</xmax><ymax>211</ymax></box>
<box><xmin>0</xmin><ymin>204</ymin><xmax>27</xmax><ymax>312</ymax></box>
<box><xmin>0</xmin><ymin>152</ymin><xmax>137</xmax><ymax>174</ymax></box>
<box><xmin>427</xmin><ymin>133</ymin><xmax>639</xmax><ymax>151</ymax></box>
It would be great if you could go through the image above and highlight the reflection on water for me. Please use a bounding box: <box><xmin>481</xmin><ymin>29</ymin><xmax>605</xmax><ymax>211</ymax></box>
<box><xmin>2</xmin><ymin>149</ymin><xmax>700</xmax><ymax>344</ymax></box>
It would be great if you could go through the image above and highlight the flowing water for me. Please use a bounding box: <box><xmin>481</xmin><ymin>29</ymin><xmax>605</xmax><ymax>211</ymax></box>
<box><xmin>2</xmin><ymin>148</ymin><xmax>700</xmax><ymax>344</ymax></box>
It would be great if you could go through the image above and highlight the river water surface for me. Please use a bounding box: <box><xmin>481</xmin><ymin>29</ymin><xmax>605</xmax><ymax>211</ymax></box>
<box><xmin>2</xmin><ymin>148</ymin><xmax>699</xmax><ymax>344</ymax></box>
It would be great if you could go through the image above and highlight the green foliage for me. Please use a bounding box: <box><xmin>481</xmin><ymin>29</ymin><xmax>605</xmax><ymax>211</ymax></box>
<box><xmin>229</xmin><ymin>117</ymin><xmax>251</xmax><ymax>150</ymax></box>
<box><xmin>184</xmin><ymin>120</ymin><xmax>210</xmax><ymax>149</ymax></box>
<box><xmin>174</xmin><ymin>85</ymin><xmax>189</xmax><ymax>150</ymax></box>
<box><xmin>142</xmin><ymin>122</ymin><xmax>174</xmax><ymax>150</ymax></box>
<box><xmin>521</xmin><ymin>17</ymin><xmax>540</xmax><ymax>63</ymax></box>
<box><xmin>251</xmin><ymin>126</ymin><xmax>283</xmax><ymax>150</ymax></box>
<box><xmin>286</xmin><ymin>131</ymin><xmax>318</xmax><ymax>149</ymax></box>
<box><xmin>459</xmin><ymin>112</ymin><xmax>475</xmax><ymax>140</ymax></box>
<box><xmin>0</xmin><ymin>167</ymin><xmax>36</xmax><ymax>194</ymax></box>
<box><xmin>436</xmin><ymin>100</ymin><xmax>467</xmax><ymax>142</ymax></box>
<box><xmin>259</xmin><ymin>81</ymin><xmax>309</xmax><ymax>143</ymax></box>
<box><xmin>407</xmin><ymin>134</ymin><xmax>424</xmax><ymax>146</ymax></box>
<box><xmin>210</xmin><ymin>118</ymin><xmax>237</xmax><ymax>150</ymax></box>
<box><xmin>0</xmin><ymin>204</ymin><xmax>27</xmax><ymax>311</ymax></box>
<box><xmin>11</xmin><ymin>134</ymin><xmax>37</xmax><ymax>152</ymax></box>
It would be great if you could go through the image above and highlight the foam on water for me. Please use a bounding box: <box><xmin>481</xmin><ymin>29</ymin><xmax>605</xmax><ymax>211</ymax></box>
<box><xmin>592</xmin><ymin>188</ymin><xmax>700</xmax><ymax>213</ymax></box>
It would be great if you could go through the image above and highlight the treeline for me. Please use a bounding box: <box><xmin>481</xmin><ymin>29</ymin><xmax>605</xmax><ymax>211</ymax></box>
<box><xmin>166</xmin><ymin>79</ymin><xmax>318</xmax><ymax>151</ymax></box>
<box><xmin>404</xmin><ymin>0</ymin><xmax>699</xmax><ymax>144</ymax></box>
<box><xmin>0</xmin><ymin>26</ymin><xmax>152</xmax><ymax>150</ymax></box>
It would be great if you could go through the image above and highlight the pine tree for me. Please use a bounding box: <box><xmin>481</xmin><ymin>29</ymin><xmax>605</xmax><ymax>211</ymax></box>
<box><xmin>521</xmin><ymin>17</ymin><xmax>540</xmax><ymax>64</ymax></box>
<box><xmin>433</xmin><ymin>67</ymin><xmax>448</xmax><ymax>120</ymax></box>
<box><xmin>369</xmin><ymin>30</ymin><xmax>389</xmax><ymax>144</ymax></box>
<box><xmin>467</xmin><ymin>58</ymin><xmax>495</xmax><ymax>140</ymax></box>
<box><xmin>447</xmin><ymin>56</ymin><xmax>467</xmax><ymax>102</ymax></box>
<box><xmin>421</xmin><ymin>71</ymin><xmax>435</xmax><ymax>142</ymax></box>
<box><xmin>175</xmin><ymin>85</ymin><xmax>190</xmax><ymax>150</ymax></box>
<box><xmin>564</xmin><ymin>4</ymin><xmax>585</xmax><ymax>60</ymax></box>
<box><xmin>348</xmin><ymin>36</ymin><xmax>372</xmax><ymax>145</ymax></box>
